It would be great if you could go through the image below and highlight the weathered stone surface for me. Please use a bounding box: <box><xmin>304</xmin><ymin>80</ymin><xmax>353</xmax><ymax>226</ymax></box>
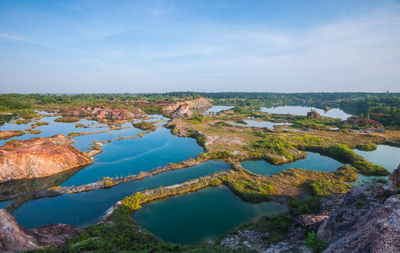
<box><xmin>0</xmin><ymin>209</ymin><xmax>39</xmax><ymax>251</ymax></box>
<box><xmin>61</xmin><ymin>105</ymin><xmax>144</xmax><ymax>121</ymax></box>
<box><xmin>163</xmin><ymin>97</ymin><xmax>212</xmax><ymax>118</ymax></box>
<box><xmin>30</xmin><ymin>224</ymin><xmax>84</xmax><ymax>248</ymax></box>
<box><xmin>307</xmin><ymin>111</ymin><xmax>321</xmax><ymax>119</ymax></box>
<box><xmin>342</xmin><ymin>117</ymin><xmax>383</xmax><ymax>129</ymax></box>
<box><xmin>296</xmin><ymin>215</ymin><xmax>329</xmax><ymax>232</ymax></box>
<box><xmin>389</xmin><ymin>164</ymin><xmax>400</xmax><ymax>189</ymax></box>
<box><xmin>0</xmin><ymin>209</ymin><xmax>84</xmax><ymax>251</ymax></box>
<box><xmin>318</xmin><ymin>183</ymin><xmax>390</xmax><ymax>242</ymax></box>
<box><xmin>322</xmin><ymin>194</ymin><xmax>400</xmax><ymax>253</ymax></box>
<box><xmin>0</xmin><ymin>134</ymin><xmax>92</xmax><ymax>183</ymax></box>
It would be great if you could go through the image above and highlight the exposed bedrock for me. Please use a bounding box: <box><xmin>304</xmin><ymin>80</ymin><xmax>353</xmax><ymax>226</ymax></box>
<box><xmin>0</xmin><ymin>209</ymin><xmax>83</xmax><ymax>251</ymax></box>
<box><xmin>162</xmin><ymin>97</ymin><xmax>212</xmax><ymax>118</ymax></box>
<box><xmin>0</xmin><ymin>134</ymin><xmax>92</xmax><ymax>183</ymax></box>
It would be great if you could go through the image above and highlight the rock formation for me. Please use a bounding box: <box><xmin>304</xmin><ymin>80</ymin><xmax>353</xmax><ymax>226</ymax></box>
<box><xmin>0</xmin><ymin>209</ymin><xmax>83</xmax><ymax>251</ymax></box>
<box><xmin>61</xmin><ymin>106</ymin><xmax>144</xmax><ymax>122</ymax></box>
<box><xmin>389</xmin><ymin>164</ymin><xmax>400</xmax><ymax>189</ymax></box>
<box><xmin>162</xmin><ymin>97</ymin><xmax>212</xmax><ymax>118</ymax></box>
<box><xmin>0</xmin><ymin>134</ymin><xmax>92</xmax><ymax>183</ymax></box>
<box><xmin>0</xmin><ymin>130</ymin><xmax>25</xmax><ymax>140</ymax></box>
<box><xmin>307</xmin><ymin>111</ymin><xmax>322</xmax><ymax>119</ymax></box>
<box><xmin>342</xmin><ymin>117</ymin><xmax>383</xmax><ymax>129</ymax></box>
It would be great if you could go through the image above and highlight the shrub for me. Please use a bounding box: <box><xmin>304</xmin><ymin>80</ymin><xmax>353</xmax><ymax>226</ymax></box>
<box><xmin>289</xmin><ymin>197</ymin><xmax>321</xmax><ymax>216</ymax></box>
<box><xmin>121</xmin><ymin>192</ymin><xmax>148</xmax><ymax>211</ymax></box>
<box><xmin>355</xmin><ymin>143</ymin><xmax>377</xmax><ymax>151</ymax></box>
<box><xmin>54</xmin><ymin>116</ymin><xmax>80</xmax><ymax>122</ymax></box>
<box><xmin>305</xmin><ymin>231</ymin><xmax>328</xmax><ymax>253</ymax></box>
<box><xmin>352</xmin><ymin>160</ymin><xmax>389</xmax><ymax>176</ymax></box>
<box><xmin>310</xmin><ymin>180</ymin><xmax>353</xmax><ymax>197</ymax></box>
<box><xmin>333</xmin><ymin>165</ymin><xmax>358</xmax><ymax>182</ymax></box>
<box><xmin>132</xmin><ymin>121</ymin><xmax>156</xmax><ymax>131</ymax></box>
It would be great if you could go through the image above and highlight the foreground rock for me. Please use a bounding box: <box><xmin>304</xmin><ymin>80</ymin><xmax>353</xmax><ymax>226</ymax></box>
<box><xmin>162</xmin><ymin>97</ymin><xmax>212</xmax><ymax>118</ymax></box>
<box><xmin>0</xmin><ymin>134</ymin><xmax>92</xmax><ymax>183</ymax></box>
<box><xmin>0</xmin><ymin>209</ymin><xmax>83</xmax><ymax>251</ymax></box>
<box><xmin>219</xmin><ymin>167</ymin><xmax>400</xmax><ymax>253</ymax></box>
<box><xmin>0</xmin><ymin>130</ymin><xmax>24</xmax><ymax>140</ymax></box>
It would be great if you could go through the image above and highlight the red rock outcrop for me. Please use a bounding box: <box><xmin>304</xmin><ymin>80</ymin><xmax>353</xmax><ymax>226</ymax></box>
<box><xmin>162</xmin><ymin>97</ymin><xmax>212</xmax><ymax>118</ymax></box>
<box><xmin>307</xmin><ymin>111</ymin><xmax>322</xmax><ymax>119</ymax></box>
<box><xmin>342</xmin><ymin>117</ymin><xmax>383</xmax><ymax>129</ymax></box>
<box><xmin>0</xmin><ymin>130</ymin><xmax>25</xmax><ymax>140</ymax></box>
<box><xmin>0</xmin><ymin>134</ymin><xmax>92</xmax><ymax>183</ymax></box>
<box><xmin>61</xmin><ymin>106</ymin><xmax>144</xmax><ymax>122</ymax></box>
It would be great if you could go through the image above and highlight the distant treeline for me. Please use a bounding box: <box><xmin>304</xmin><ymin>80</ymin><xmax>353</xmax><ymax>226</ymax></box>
<box><xmin>1</xmin><ymin>92</ymin><xmax>400</xmax><ymax>128</ymax></box>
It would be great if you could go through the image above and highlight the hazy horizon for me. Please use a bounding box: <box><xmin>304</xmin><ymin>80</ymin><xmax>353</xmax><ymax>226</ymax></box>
<box><xmin>1</xmin><ymin>0</ymin><xmax>400</xmax><ymax>93</ymax></box>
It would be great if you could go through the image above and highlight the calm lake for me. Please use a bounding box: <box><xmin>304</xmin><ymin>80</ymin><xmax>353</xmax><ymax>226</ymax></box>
<box><xmin>132</xmin><ymin>186</ymin><xmax>288</xmax><ymax>245</ymax></box>
<box><xmin>260</xmin><ymin>106</ymin><xmax>351</xmax><ymax>120</ymax></box>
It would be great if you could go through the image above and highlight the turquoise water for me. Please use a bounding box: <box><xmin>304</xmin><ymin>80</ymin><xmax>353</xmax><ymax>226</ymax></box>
<box><xmin>62</xmin><ymin>127</ymin><xmax>204</xmax><ymax>186</ymax></box>
<box><xmin>260</xmin><ymin>106</ymin><xmax>351</xmax><ymax>120</ymax></box>
<box><xmin>0</xmin><ymin>200</ymin><xmax>12</xmax><ymax>209</ymax></box>
<box><xmin>13</xmin><ymin>160</ymin><xmax>230</xmax><ymax>228</ymax></box>
<box><xmin>0</xmin><ymin>116</ymin><xmax>108</xmax><ymax>146</ymax></box>
<box><xmin>241</xmin><ymin>152</ymin><xmax>343</xmax><ymax>175</ymax></box>
<box><xmin>229</xmin><ymin>119</ymin><xmax>291</xmax><ymax>129</ymax></box>
<box><xmin>71</xmin><ymin>122</ymin><xmax>142</xmax><ymax>152</ymax></box>
<box><xmin>354</xmin><ymin>145</ymin><xmax>400</xmax><ymax>172</ymax></box>
<box><xmin>133</xmin><ymin>186</ymin><xmax>288</xmax><ymax>245</ymax></box>
<box><xmin>204</xmin><ymin>106</ymin><xmax>234</xmax><ymax>115</ymax></box>
<box><xmin>354</xmin><ymin>145</ymin><xmax>400</xmax><ymax>184</ymax></box>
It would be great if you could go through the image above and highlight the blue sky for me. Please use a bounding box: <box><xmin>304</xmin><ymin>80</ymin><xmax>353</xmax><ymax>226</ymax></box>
<box><xmin>0</xmin><ymin>0</ymin><xmax>399</xmax><ymax>93</ymax></box>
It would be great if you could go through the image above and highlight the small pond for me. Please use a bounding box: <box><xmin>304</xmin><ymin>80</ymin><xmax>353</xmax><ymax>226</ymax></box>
<box><xmin>241</xmin><ymin>152</ymin><xmax>343</xmax><ymax>175</ymax></box>
<box><xmin>228</xmin><ymin>119</ymin><xmax>291</xmax><ymax>129</ymax></box>
<box><xmin>260</xmin><ymin>106</ymin><xmax>351</xmax><ymax>120</ymax></box>
<box><xmin>354</xmin><ymin>145</ymin><xmax>400</xmax><ymax>184</ymax></box>
<box><xmin>204</xmin><ymin>106</ymin><xmax>234</xmax><ymax>115</ymax></box>
<box><xmin>132</xmin><ymin>185</ymin><xmax>288</xmax><ymax>245</ymax></box>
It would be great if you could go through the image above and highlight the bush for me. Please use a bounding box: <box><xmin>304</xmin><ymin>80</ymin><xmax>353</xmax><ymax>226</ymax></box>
<box><xmin>333</xmin><ymin>165</ymin><xmax>358</xmax><ymax>182</ymax></box>
<box><xmin>355</xmin><ymin>143</ymin><xmax>377</xmax><ymax>151</ymax></box>
<box><xmin>132</xmin><ymin>121</ymin><xmax>156</xmax><ymax>130</ymax></box>
<box><xmin>121</xmin><ymin>192</ymin><xmax>148</xmax><ymax>211</ymax></box>
<box><xmin>310</xmin><ymin>180</ymin><xmax>353</xmax><ymax>197</ymax></box>
<box><xmin>352</xmin><ymin>160</ymin><xmax>389</xmax><ymax>176</ymax></box>
<box><xmin>54</xmin><ymin>117</ymin><xmax>80</xmax><ymax>122</ymax></box>
<box><xmin>289</xmin><ymin>197</ymin><xmax>321</xmax><ymax>216</ymax></box>
<box><xmin>309</xmin><ymin>144</ymin><xmax>361</xmax><ymax>163</ymax></box>
<box><xmin>305</xmin><ymin>231</ymin><xmax>328</xmax><ymax>253</ymax></box>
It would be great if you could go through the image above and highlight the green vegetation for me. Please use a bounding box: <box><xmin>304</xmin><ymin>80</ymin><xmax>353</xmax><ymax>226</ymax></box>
<box><xmin>15</xmin><ymin>119</ymin><xmax>31</xmax><ymax>124</ymax></box>
<box><xmin>355</xmin><ymin>143</ymin><xmax>377</xmax><ymax>151</ymax></box>
<box><xmin>26</xmin><ymin>129</ymin><xmax>41</xmax><ymax>134</ymax></box>
<box><xmin>310</xmin><ymin>180</ymin><xmax>353</xmax><ymax>197</ymax></box>
<box><xmin>352</xmin><ymin>160</ymin><xmax>389</xmax><ymax>176</ymax></box>
<box><xmin>188</xmin><ymin>113</ymin><xmax>205</xmax><ymax>124</ymax></box>
<box><xmin>305</xmin><ymin>231</ymin><xmax>328</xmax><ymax>253</ymax></box>
<box><xmin>187</xmin><ymin>130</ymin><xmax>207</xmax><ymax>149</ymax></box>
<box><xmin>31</xmin><ymin>121</ymin><xmax>49</xmax><ymax>128</ymax></box>
<box><xmin>54</xmin><ymin>116</ymin><xmax>80</xmax><ymax>122</ymax></box>
<box><xmin>289</xmin><ymin>197</ymin><xmax>322</xmax><ymax>216</ymax></box>
<box><xmin>221</xmin><ymin>172</ymin><xmax>274</xmax><ymax>202</ymax></box>
<box><xmin>121</xmin><ymin>176</ymin><xmax>223</xmax><ymax>212</ymax></box>
<box><xmin>132</xmin><ymin>120</ymin><xmax>156</xmax><ymax>131</ymax></box>
<box><xmin>121</xmin><ymin>192</ymin><xmax>148</xmax><ymax>211</ymax></box>
<box><xmin>233</xmin><ymin>215</ymin><xmax>293</xmax><ymax>244</ymax></box>
<box><xmin>307</xmin><ymin>144</ymin><xmax>389</xmax><ymax>176</ymax></box>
